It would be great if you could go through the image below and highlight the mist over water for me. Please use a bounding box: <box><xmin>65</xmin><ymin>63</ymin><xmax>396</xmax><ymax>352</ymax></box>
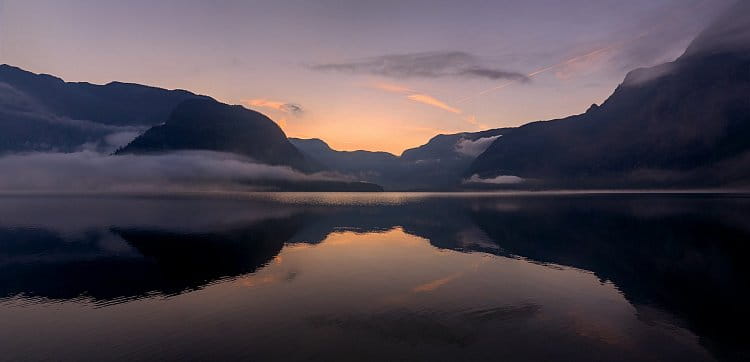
<box><xmin>0</xmin><ymin>151</ymin><xmax>348</xmax><ymax>193</ymax></box>
<box><xmin>0</xmin><ymin>193</ymin><xmax>748</xmax><ymax>361</ymax></box>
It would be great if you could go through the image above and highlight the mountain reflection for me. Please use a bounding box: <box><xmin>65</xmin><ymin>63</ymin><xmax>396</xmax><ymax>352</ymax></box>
<box><xmin>0</xmin><ymin>194</ymin><xmax>748</xmax><ymax>360</ymax></box>
<box><xmin>0</xmin><ymin>197</ymin><xmax>311</xmax><ymax>303</ymax></box>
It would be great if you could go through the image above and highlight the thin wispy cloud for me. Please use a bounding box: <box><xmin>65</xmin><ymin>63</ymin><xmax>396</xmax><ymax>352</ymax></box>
<box><xmin>370</xmin><ymin>82</ymin><xmax>484</xmax><ymax>134</ymax></box>
<box><xmin>313</xmin><ymin>51</ymin><xmax>529</xmax><ymax>82</ymax></box>
<box><xmin>406</xmin><ymin>94</ymin><xmax>460</xmax><ymax>114</ymax></box>
<box><xmin>372</xmin><ymin>82</ymin><xmax>417</xmax><ymax>94</ymax></box>
<box><xmin>457</xmin><ymin>46</ymin><xmax>612</xmax><ymax>103</ymax></box>
<box><xmin>243</xmin><ymin>99</ymin><xmax>304</xmax><ymax>115</ymax></box>
<box><xmin>457</xmin><ymin>41</ymin><xmax>637</xmax><ymax>104</ymax></box>
<box><xmin>372</xmin><ymin>82</ymin><xmax>462</xmax><ymax>115</ymax></box>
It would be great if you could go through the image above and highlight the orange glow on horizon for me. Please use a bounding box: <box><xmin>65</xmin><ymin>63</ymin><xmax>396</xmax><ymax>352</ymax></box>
<box><xmin>281</xmin><ymin>121</ymin><xmax>464</xmax><ymax>155</ymax></box>
<box><xmin>252</xmin><ymin>83</ymin><xmax>473</xmax><ymax>155</ymax></box>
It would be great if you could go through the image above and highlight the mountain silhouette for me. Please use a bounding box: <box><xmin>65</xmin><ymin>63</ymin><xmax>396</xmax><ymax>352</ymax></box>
<box><xmin>117</xmin><ymin>99</ymin><xmax>320</xmax><ymax>172</ymax></box>
<box><xmin>469</xmin><ymin>1</ymin><xmax>750</xmax><ymax>189</ymax></box>
<box><xmin>0</xmin><ymin>64</ymin><xmax>210</xmax><ymax>153</ymax></box>
<box><xmin>289</xmin><ymin>138</ymin><xmax>400</xmax><ymax>185</ymax></box>
<box><xmin>0</xmin><ymin>214</ymin><xmax>309</xmax><ymax>302</ymax></box>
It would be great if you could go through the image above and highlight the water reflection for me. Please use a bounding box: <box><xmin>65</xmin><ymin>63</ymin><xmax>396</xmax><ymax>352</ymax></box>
<box><xmin>0</xmin><ymin>194</ymin><xmax>748</xmax><ymax>361</ymax></box>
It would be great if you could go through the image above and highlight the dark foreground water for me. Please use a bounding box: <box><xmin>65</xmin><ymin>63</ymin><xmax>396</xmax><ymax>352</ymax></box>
<box><xmin>1</xmin><ymin>192</ymin><xmax>748</xmax><ymax>361</ymax></box>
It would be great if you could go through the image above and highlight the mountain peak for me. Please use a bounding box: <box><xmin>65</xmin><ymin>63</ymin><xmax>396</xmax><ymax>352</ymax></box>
<box><xmin>289</xmin><ymin>138</ymin><xmax>332</xmax><ymax>151</ymax></box>
<box><xmin>117</xmin><ymin>99</ymin><xmax>319</xmax><ymax>172</ymax></box>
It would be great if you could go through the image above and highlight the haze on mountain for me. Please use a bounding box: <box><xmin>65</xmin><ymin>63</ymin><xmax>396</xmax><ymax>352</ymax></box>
<box><xmin>0</xmin><ymin>64</ymin><xmax>209</xmax><ymax>153</ymax></box>
<box><xmin>116</xmin><ymin>99</ymin><xmax>318</xmax><ymax>172</ymax></box>
<box><xmin>468</xmin><ymin>0</ymin><xmax>750</xmax><ymax>189</ymax></box>
<box><xmin>0</xmin><ymin>69</ymin><xmax>381</xmax><ymax>192</ymax></box>
<box><xmin>113</xmin><ymin>99</ymin><xmax>385</xmax><ymax>191</ymax></box>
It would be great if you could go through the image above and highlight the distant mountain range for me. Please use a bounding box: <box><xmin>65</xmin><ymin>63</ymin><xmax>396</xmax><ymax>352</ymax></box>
<box><xmin>291</xmin><ymin>128</ymin><xmax>510</xmax><ymax>190</ymax></box>
<box><xmin>1</xmin><ymin>0</ymin><xmax>749</xmax><ymax>191</ymax></box>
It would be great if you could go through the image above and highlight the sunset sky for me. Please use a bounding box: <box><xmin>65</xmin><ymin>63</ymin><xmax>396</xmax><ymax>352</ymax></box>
<box><xmin>0</xmin><ymin>0</ymin><xmax>734</xmax><ymax>154</ymax></box>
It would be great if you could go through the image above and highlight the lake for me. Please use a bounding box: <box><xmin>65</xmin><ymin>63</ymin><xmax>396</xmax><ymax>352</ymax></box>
<box><xmin>0</xmin><ymin>192</ymin><xmax>748</xmax><ymax>361</ymax></box>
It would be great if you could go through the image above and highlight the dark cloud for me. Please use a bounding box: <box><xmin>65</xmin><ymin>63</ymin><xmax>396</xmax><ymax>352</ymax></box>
<box><xmin>281</xmin><ymin>103</ymin><xmax>304</xmax><ymax>114</ymax></box>
<box><xmin>312</xmin><ymin>51</ymin><xmax>529</xmax><ymax>81</ymax></box>
<box><xmin>458</xmin><ymin>67</ymin><xmax>529</xmax><ymax>82</ymax></box>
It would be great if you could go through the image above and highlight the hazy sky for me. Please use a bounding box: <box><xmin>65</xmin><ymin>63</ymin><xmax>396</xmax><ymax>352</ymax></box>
<box><xmin>0</xmin><ymin>0</ymin><xmax>734</xmax><ymax>154</ymax></box>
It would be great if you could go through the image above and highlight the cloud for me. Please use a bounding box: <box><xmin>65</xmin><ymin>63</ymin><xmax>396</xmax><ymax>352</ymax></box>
<box><xmin>455</xmin><ymin>135</ymin><xmax>501</xmax><ymax>157</ymax></box>
<box><xmin>549</xmin><ymin>1</ymin><xmax>735</xmax><ymax>75</ymax></box>
<box><xmin>312</xmin><ymin>51</ymin><xmax>528</xmax><ymax>81</ymax></box>
<box><xmin>243</xmin><ymin>99</ymin><xmax>304</xmax><ymax>115</ymax></box>
<box><xmin>281</xmin><ymin>103</ymin><xmax>303</xmax><ymax>114</ymax></box>
<box><xmin>553</xmin><ymin>47</ymin><xmax>616</xmax><ymax>80</ymax></box>
<box><xmin>103</xmin><ymin>131</ymin><xmax>142</xmax><ymax>149</ymax></box>
<box><xmin>463</xmin><ymin>174</ymin><xmax>524</xmax><ymax>185</ymax></box>
<box><xmin>371</xmin><ymin>82</ymin><xmax>463</xmax><ymax>114</ymax></box>
<box><xmin>459</xmin><ymin>45</ymin><xmax>622</xmax><ymax>102</ymax></box>
<box><xmin>0</xmin><ymin>82</ymin><xmax>40</xmax><ymax>112</ymax></box>
<box><xmin>372</xmin><ymin>82</ymin><xmax>417</xmax><ymax>94</ymax></box>
<box><xmin>458</xmin><ymin>1</ymin><xmax>736</xmax><ymax>103</ymax></box>
<box><xmin>0</xmin><ymin>151</ymin><xmax>344</xmax><ymax>193</ymax></box>
<box><xmin>458</xmin><ymin>67</ymin><xmax>529</xmax><ymax>81</ymax></box>
<box><xmin>406</xmin><ymin>94</ymin><xmax>461</xmax><ymax>114</ymax></box>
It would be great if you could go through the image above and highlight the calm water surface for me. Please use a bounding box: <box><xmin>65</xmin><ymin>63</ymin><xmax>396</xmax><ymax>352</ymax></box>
<box><xmin>1</xmin><ymin>193</ymin><xmax>748</xmax><ymax>361</ymax></box>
